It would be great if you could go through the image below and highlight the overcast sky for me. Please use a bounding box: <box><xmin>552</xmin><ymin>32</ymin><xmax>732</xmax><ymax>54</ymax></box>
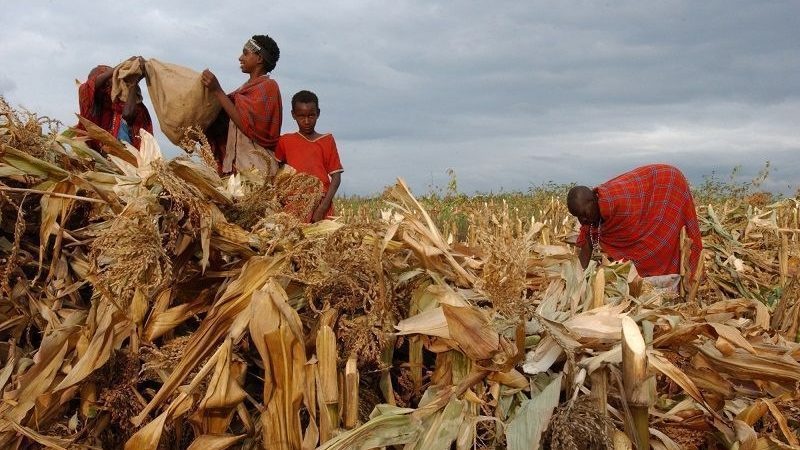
<box><xmin>2</xmin><ymin>0</ymin><xmax>798</xmax><ymax>196</ymax></box>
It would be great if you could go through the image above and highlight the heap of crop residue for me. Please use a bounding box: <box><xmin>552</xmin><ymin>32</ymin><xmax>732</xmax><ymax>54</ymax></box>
<box><xmin>0</xmin><ymin>97</ymin><xmax>799</xmax><ymax>450</ymax></box>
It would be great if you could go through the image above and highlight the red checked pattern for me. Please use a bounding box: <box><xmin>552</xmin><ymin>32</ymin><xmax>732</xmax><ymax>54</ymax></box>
<box><xmin>578</xmin><ymin>164</ymin><xmax>703</xmax><ymax>277</ymax></box>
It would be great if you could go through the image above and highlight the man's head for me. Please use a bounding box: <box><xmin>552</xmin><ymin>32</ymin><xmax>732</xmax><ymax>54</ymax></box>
<box><xmin>567</xmin><ymin>186</ymin><xmax>601</xmax><ymax>225</ymax></box>
<box><xmin>291</xmin><ymin>90</ymin><xmax>320</xmax><ymax>136</ymax></box>
<box><xmin>88</xmin><ymin>65</ymin><xmax>112</xmax><ymax>80</ymax></box>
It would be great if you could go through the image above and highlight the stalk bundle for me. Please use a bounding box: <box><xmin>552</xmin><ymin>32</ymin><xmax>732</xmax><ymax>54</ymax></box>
<box><xmin>0</xmin><ymin>99</ymin><xmax>798</xmax><ymax>449</ymax></box>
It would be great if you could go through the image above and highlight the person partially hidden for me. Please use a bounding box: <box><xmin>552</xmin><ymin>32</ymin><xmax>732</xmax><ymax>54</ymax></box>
<box><xmin>77</xmin><ymin>56</ymin><xmax>152</xmax><ymax>150</ymax></box>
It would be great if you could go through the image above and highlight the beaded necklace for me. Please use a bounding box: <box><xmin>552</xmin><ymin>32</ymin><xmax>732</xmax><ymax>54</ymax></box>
<box><xmin>589</xmin><ymin>222</ymin><xmax>602</xmax><ymax>261</ymax></box>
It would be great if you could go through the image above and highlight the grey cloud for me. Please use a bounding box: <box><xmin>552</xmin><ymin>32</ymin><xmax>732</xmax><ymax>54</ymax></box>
<box><xmin>0</xmin><ymin>75</ymin><xmax>17</xmax><ymax>94</ymax></box>
<box><xmin>2</xmin><ymin>0</ymin><xmax>798</xmax><ymax>197</ymax></box>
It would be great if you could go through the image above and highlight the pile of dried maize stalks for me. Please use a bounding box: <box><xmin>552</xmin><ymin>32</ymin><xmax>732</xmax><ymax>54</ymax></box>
<box><xmin>0</xmin><ymin>98</ymin><xmax>799</xmax><ymax>450</ymax></box>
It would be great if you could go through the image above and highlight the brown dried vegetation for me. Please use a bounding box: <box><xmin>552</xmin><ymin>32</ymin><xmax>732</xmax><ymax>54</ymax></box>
<box><xmin>0</xmin><ymin>99</ymin><xmax>798</xmax><ymax>449</ymax></box>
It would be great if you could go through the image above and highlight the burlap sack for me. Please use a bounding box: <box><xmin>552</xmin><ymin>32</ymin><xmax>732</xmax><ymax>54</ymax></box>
<box><xmin>144</xmin><ymin>59</ymin><xmax>221</xmax><ymax>144</ymax></box>
<box><xmin>111</xmin><ymin>59</ymin><xmax>145</xmax><ymax>104</ymax></box>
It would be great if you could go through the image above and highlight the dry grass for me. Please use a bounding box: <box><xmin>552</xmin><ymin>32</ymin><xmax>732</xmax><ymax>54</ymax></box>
<box><xmin>0</xmin><ymin>97</ymin><xmax>63</xmax><ymax>163</ymax></box>
<box><xmin>0</xmin><ymin>99</ymin><xmax>798</xmax><ymax>450</ymax></box>
<box><xmin>226</xmin><ymin>170</ymin><xmax>323</xmax><ymax>228</ymax></box>
<box><xmin>469</xmin><ymin>202</ymin><xmax>537</xmax><ymax>320</ymax></box>
<box><xmin>294</xmin><ymin>222</ymin><xmax>399</xmax><ymax>368</ymax></box>
<box><xmin>140</xmin><ymin>335</ymin><xmax>194</xmax><ymax>380</ymax></box>
<box><xmin>275</xmin><ymin>170</ymin><xmax>324</xmax><ymax>222</ymax></box>
<box><xmin>226</xmin><ymin>179</ymin><xmax>283</xmax><ymax>229</ymax></box>
<box><xmin>543</xmin><ymin>396</ymin><xmax>614</xmax><ymax>450</ymax></box>
<box><xmin>0</xmin><ymin>192</ymin><xmax>26</xmax><ymax>298</ymax></box>
<box><xmin>96</xmin><ymin>351</ymin><xmax>144</xmax><ymax>430</ymax></box>
<box><xmin>153</xmin><ymin>160</ymin><xmax>213</xmax><ymax>237</ymax></box>
<box><xmin>653</xmin><ymin>424</ymin><xmax>708</xmax><ymax>450</ymax></box>
<box><xmin>89</xmin><ymin>203</ymin><xmax>172</xmax><ymax>310</ymax></box>
<box><xmin>177</xmin><ymin>126</ymin><xmax>217</xmax><ymax>170</ymax></box>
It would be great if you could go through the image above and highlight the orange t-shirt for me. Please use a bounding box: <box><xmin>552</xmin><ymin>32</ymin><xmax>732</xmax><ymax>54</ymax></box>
<box><xmin>275</xmin><ymin>132</ymin><xmax>344</xmax><ymax>217</ymax></box>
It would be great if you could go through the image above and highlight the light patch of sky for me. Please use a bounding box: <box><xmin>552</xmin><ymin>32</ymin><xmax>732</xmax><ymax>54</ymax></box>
<box><xmin>1</xmin><ymin>0</ymin><xmax>798</xmax><ymax>196</ymax></box>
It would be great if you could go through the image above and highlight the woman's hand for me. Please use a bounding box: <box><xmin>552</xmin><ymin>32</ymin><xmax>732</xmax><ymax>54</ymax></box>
<box><xmin>201</xmin><ymin>69</ymin><xmax>222</xmax><ymax>92</ymax></box>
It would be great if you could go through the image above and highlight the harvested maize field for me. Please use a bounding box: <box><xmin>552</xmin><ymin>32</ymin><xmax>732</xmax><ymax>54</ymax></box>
<box><xmin>1</xmin><ymin>98</ymin><xmax>799</xmax><ymax>450</ymax></box>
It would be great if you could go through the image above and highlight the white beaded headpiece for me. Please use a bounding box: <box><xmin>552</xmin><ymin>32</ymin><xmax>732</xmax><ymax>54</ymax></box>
<box><xmin>244</xmin><ymin>38</ymin><xmax>262</xmax><ymax>54</ymax></box>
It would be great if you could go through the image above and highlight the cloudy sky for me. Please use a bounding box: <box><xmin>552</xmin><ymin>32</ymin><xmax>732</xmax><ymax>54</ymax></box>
<box><xmin>2</xmin><ymin>0</ymin><xmax>798</xmax><ymax>196</ymax></box>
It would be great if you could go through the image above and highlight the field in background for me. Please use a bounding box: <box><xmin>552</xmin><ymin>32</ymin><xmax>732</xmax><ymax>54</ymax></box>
<box><xmin>336</xmin><ymin>163</ymin><xmax>783</xmax><ymax>240</ymax></box>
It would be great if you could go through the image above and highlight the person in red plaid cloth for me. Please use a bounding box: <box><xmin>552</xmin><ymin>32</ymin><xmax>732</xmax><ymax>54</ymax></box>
<box><xmin>567</xmin><ymin>164</ymin><xmax>703</xmax><ymax>280</ymax></box>
<box><xmin>202</xmin><ymin>35</ymin><xmax>282</xmax><ymax>175</ymax></box>
<box><xmin>76</xmin><ymin>57</ymin><xmax>153</xmax><ymax>150</ymax></box>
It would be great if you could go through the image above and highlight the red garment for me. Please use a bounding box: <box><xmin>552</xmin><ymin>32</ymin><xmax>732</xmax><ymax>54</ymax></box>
<box><xmin>207</xmin><ymin>76</ymin><xmax>282</xmax><ymax>167</ymax></box>
<box><xmin>577</xmin><ymin>164</ymin><xmax>703</xmax><ymax>277</ymax></box>
<box><xmin>77</xmin><ymin>66</ymin><xmax>152</xmax><ymax>150</ymax></box>
<box><xmin>275</xmin><ymin>132</ymin><xmax>343</xmax><ymax>219</ymax></box>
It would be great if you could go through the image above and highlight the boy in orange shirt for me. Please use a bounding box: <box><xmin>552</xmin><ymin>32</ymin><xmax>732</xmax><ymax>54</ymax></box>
<box><xmin>275</xmin><ymin>90</ymin><xmax>343</xmax><ymax>222</ymax></box>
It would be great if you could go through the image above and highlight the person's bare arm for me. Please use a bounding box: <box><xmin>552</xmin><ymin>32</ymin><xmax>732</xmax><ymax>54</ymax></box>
<box><xmin>94</xmin><ymin>68</ymin><xmax>114</xmax><ymax>88</ymax></box>
<box><xmin>122</xmin><ymin>87</ymin><xmax>138</xmax><ymax>123</ymax></box>
<box><xmin>90</xmin><ymin>66</ymin><xmax>115</xmax><ymax>109</ymax></box>
<box><xmin>121</xmin><ymin>57</ymin><xmax>146</xmax><ymax>123</ymax></box>
<box><xmin>579</xmin><ymin>241</ymin><xmax>591</xmax><ymax>269</ymax></box>
<box><xmin>201</xmin><ymin>69</ymin><xmax>244</xmax><ymax>131</ymax></box>
<box><xmin>312</xmin><ymin>172</ymin><xmax>341</xmax><ymax>222</ymax></box>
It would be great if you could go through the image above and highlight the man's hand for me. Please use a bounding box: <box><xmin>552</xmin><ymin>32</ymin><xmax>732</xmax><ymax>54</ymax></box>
<box><xmin>201</xmin><ymin>69</ymin><xmax>222</xmax><ymax>92</ymax></box>
<box><xmin>112</xmin><ymin>56</ymin><xmax>147</xmax><ymax>82</ymax></box>
<box><xmin>131</xmin><ymin>56</ymin><xmax>147</xmax><ymax>81</ymax></box>
<box><xmin>579</xmin><ymin>241</ymin><xmax>592</xmax><ymax>269</ymax></box>
<box><xmin>311</xmin><ymin>204</ymin><xmax>327</xmax><ymax>223</ymax></box>
<box><xmin>114</xmin><ymin>56</ymin><xmax>137</xmax><ymax>71</ymax></box>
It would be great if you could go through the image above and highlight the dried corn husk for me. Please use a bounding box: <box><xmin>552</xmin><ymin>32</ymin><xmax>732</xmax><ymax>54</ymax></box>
<box><xmin>0</xmin><ymin>99</ymin><xmax>798</xmax><ymax>449</ymax></box>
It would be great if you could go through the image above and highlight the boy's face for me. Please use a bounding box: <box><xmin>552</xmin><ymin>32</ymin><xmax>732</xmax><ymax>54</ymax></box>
<box><xmin>291</xmin><ymin>102</ymin><xmax>320</xmax><ymax>135</ymax></box>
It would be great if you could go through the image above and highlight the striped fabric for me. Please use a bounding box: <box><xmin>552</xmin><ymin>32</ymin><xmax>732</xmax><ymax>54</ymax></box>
<box><xmin>577</xmin><ymin>164</ymin><xmax>703</xmax><ymax>277</ymax></box>
<box><xmin>77</xmin><ymin>67</ymin><xmax>152</xmax><ymax>150</ymax></box>
<box><xmin>228</xmin><ymin>75</ymin><xmax>282</xmax><ymax>150</ymax></box>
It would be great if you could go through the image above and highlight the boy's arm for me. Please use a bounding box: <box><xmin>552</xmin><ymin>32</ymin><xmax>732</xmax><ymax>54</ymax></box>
<box><xmin>312</xmin><ymin>171</ymin><xmax>341</xmax><ymax>222</ymax></box>
<box><xmin>274</xmin><ymin>137</ymin><xmax>287</xmax><ymax>167</ymax></box>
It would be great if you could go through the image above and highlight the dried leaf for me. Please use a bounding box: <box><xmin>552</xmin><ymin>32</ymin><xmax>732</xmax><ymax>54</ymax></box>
<box><xmin>441</xmin><ymin>303</ymin><xmax>500</xmax><ymax>361</ymax></box>
<box><xmin>506</xmin><ymin>374</ymin><xmax>562</xmax><ymax>450</ymax></box>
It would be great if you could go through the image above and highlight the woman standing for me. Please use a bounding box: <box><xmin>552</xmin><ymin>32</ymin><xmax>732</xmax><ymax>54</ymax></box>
<box><xmin>202</xmin><ymin>35</ymin><xmax>282</xmax><ymax>175</ymax></box>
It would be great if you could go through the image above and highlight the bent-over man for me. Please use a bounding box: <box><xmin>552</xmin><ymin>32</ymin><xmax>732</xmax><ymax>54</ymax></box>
<box><xmin>567</xmin><ymin>164</ymin><xmax>703</xmax><ymax>280</ymax></box>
